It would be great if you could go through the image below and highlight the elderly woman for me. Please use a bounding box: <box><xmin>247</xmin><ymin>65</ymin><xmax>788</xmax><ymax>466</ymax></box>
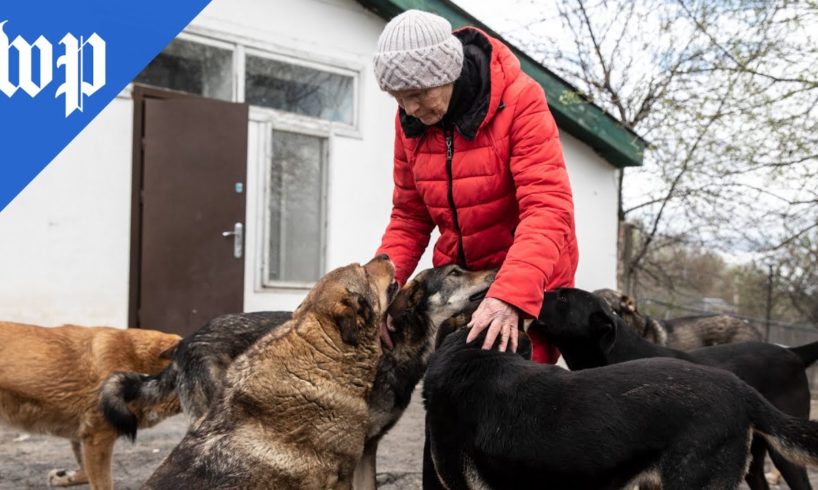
<box><xmin>374</xmin><ymin>9</ymin><xmax>578</xmax><ymax>363</ymax></box>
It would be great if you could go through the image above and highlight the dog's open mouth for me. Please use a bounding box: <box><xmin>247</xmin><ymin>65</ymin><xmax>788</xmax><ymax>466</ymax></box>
<box><xmin>469</xmin><ymin>288</ymin><xmax>489</xmax><ymax>302</ymax></box>
<box><xmin>387</xmin><ymin>281</ymin><xmax>400</xmax><ymax>303</ymax></box>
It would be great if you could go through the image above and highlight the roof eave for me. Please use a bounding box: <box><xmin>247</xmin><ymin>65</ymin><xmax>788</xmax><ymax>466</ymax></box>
<box><xmin>356</xmin><ymin>0</ymin><xmax>646</xmax><ymax>168</ymax></box>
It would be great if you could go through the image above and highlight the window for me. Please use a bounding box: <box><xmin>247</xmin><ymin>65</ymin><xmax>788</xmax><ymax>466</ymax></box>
<box><xmin>134</xmin><ymin>38</ymin><xmax>233</xmax><ymax>101</ymax></box>
<box><xmin>245</xmin><ymin>55</ymin><xmax>354</xmax><ymax>126</ymax></box>
<box><xmin>263</xmin><ymin>129</ymin><xmax>327</xmax><ymax>285</ymax></box>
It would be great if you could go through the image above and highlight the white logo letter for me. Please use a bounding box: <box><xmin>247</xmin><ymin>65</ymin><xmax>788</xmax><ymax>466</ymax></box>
<box><xmin>0</xmin><ymin>21</ymin><xmax>16</xmax><ymax>97</ymax></box>
<box><xmin>0</xmin><ymin>21</ymin><xmax>53</xmax><ymax>98</ymax></box>
<box><xmin>13</xmin><ymin>35</ymin><xmax>53</xmax><ymax>97</ymax></box>
<box><xmin>56</xmin><ymin>32</ymin><xmax>106</xmax><ymax>117</ymax></box>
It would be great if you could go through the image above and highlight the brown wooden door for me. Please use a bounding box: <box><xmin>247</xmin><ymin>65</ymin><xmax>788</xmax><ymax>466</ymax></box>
<box><xmin>137</xmin><ymin>93</ymin><xmax>248</xmax><ymax>336</ymax></box>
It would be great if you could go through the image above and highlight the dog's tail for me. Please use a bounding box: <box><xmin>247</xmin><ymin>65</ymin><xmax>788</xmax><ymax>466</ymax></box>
<box><xmin>99</xmin><ymin>364</ymin><xmax>181</xmax><ymax>441</ymax></box>
<box><xmin>788</xmin><ymin>340</ymin><xmax>818</xmax><ymax>368</ymax></box>
<box><xmin>748</xmin><ymin>386</ymin><xmax>818</xmax><ymax>468</ymax></box>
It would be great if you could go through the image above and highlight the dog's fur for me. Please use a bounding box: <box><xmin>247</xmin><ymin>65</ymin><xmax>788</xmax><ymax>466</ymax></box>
<box><xmin>0</xmin><ymin>321</ymin><xmax>180</xmax><ymax>490</ymax></box>
<box><xmin>141</xmin><ymin>257</ymin><xmax>399</xmax><ymax>489</ymax></box>
<box><xmin>100</xmin><ymin>311</ymin><xmax>293</xmax><ymax>437</ymax></box>
<box><xmin>353</xmin><ymin>264</ymin><xmax>494</xmax><ymax>489</ymax></box>
<box><xmin>423</xmin><ymin>323</ymin><xmax>818</xmax><ymax>490</ymax></box>
<box><xmin>102</xmin><ymin>264</ymin><xmax>494</xmax><ymax>490</ymax></box>
<box><xmin>539</xmin><ymin>288</ymin><xmax>818</xmax><ymax>490</ymax></box>
<box><xmin>594</xmin><ymin>288</ymin><xmax>762</xmax><ymax>349</ymax></box>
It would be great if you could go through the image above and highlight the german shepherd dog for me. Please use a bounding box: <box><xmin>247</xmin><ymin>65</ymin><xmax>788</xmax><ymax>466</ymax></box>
<box><xmin>594</xmin><ymin>288</ymin><xmax>762</xmax><ymax>349</ymax></box>
<box><xmin>101</xmin><ymin>264</ymin><xmax>494</xmax><ymax>490</ymax></box>
<box><xmin>140</xmin><ymin>256</ymin><xmax>398</xmax><ymax>489</ymax></box>
<box><xmin>538</xmin><ymin>288</ymin><xmax>818</xmax><ymax>490</ymax></box>
<box><xmin>354</xmin><ymin>264</ymin><xmax>494</xmax><ymax>489</ymax></box>
<box><xmin>0</xmin><ymin>321</ymin><xmax>180</xmax><ymax>490</ymax></box>
<box><xmin>424</xmin><ymin>319</ymin><xmax>818</xmax><ymax>489</ymax></box>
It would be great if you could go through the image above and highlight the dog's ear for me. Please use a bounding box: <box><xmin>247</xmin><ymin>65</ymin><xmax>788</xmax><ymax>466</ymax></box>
<box><xmin>333</xmin><ymin>292</ymin><xmax>374</xmax><ymax>347</ymax></box>
<box><xmin>434</xmin><ymin>313</ymin><xmax>466</xmax><ymax>349</ymax></box>
<box><xmin>387</xmin><ymin>279</ymin><xmax>426</xmax><ymax>318</ymax></box>
<box><xmin>516</xmin><ymin>330</ymin><xmax>533</xmax><ymax>360</ymax></box>
<box><xmin>590</xmin><ymin>310</ymin><xmax>617</xmax><ymax>353</ymax></box>
<box><xmin>620</xmin><ymin>294</ymin><xmax>637</xmax><ymax>313</ymax></box>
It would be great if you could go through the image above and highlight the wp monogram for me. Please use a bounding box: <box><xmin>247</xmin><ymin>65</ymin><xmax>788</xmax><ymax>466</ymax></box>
<box><xmin>0</xmin><ymin>20</ymin><xmax>105</xmax><ymax>117</ymax></box>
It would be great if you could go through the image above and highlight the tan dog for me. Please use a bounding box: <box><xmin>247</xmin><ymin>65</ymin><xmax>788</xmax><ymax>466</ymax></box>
<box><xmin>0</xmin><ymin>321</ymin><xmax>180</xmax><ymax>490</ymax></box>
<box><xmin>143</xmin><ymin>255</ymin><xmax>398</xmax><ymax>490</ymax></box>
<box><xmin>593</xmin><ymin>288</ymin><xmax>762</xmax><ymax>349</ymax></box>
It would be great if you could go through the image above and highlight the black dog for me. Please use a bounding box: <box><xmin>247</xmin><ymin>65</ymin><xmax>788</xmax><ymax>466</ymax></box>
<box><xmin>538</xmin><ymin>287</ymin><xmax>818</xmax><ymax>490</ymax></box>
<box><xmin>423</xmin><ymin>326</ymin><xmax>818</xmax><ymax>490</ymax></box>
<box><xmin>100</xmin><ymin>311</ymin><xmax>292</xmax><ymax>429</ymax></box>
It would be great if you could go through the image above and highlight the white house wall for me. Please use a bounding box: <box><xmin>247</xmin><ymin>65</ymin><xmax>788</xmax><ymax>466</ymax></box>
<box><xmin>560</xmin><ymin>131</ymin><xmax>620</xmax><ymax>292</ymax></box>
<box><xmin>0</xmin><ymin>95</ymin><xmax>134</xmax><ymax>326</ymax></box>
<box><xmin>0</xmin><ymin>0</ymin><xmax>620</xmax><ymax>327</ymax></box>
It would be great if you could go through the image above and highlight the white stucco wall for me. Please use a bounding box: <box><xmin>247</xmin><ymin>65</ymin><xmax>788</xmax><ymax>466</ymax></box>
<box><xmin>0</xmin><ymin>0</ymin><xmax>620</xmax><ymax>327</ymax></box>
<box><xmin>560</xmin><ymin>131</ymin><xmax>620</xmax><ymax>292</ymax></box>
<box><xmin>0</xmin><ymin>95</ymin><xmax>134</xmax><ymax>326</ymax></box>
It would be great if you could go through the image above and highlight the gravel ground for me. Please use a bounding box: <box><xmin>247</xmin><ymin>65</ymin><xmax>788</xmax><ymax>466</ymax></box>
<box><xmin>2</xmin><ymin>390</ymin><xmax>818</xmax><ymax>489</ymax></box>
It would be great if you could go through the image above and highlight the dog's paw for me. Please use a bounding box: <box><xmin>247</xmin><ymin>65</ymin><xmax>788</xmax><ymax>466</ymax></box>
<box><xmin>765</xmin><ymin>470</ymin><xmax>781</xmax><ymax>486</ymax></box>
<box><xmin>47</xmin><ymin>468</ymin><xmax>88</xmax><ymax>487</ymax></box>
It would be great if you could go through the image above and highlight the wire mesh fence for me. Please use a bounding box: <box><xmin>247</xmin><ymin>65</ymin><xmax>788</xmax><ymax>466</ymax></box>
<box><xmin>641</xmin><ymin>297</ymin><xmax>818</xmax><ymax>393</ymax></box>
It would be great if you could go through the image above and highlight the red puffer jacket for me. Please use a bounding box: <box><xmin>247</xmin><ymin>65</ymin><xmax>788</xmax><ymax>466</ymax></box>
<box><xmin>377</xmin><ymin>27</ymin><xmax>578</xmax><ymax>359</ymax></box>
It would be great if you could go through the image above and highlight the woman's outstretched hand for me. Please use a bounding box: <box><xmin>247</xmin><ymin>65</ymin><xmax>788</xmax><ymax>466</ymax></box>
<box><xmin>466</xmin><ymin>297</ymin><xmax>518</xmax><ymax>352</ymax></box>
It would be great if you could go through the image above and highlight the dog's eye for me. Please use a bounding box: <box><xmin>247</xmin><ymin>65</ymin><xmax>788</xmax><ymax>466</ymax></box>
<box><xmin>448</xmin><ymin>268</ymin><xmax>462</xmax><ymax>277</ymax></box>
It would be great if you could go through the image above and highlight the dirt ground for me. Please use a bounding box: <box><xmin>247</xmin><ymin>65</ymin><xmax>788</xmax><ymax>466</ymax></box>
<box><xmin>0</xmin><ymin>389</ymin><xmax>426</xmax><ymax>490</ymax></box>
<box><xmin>2</xmin><ymin>391</ymin><xmax>818</xmax><ymax>489</ymax></box>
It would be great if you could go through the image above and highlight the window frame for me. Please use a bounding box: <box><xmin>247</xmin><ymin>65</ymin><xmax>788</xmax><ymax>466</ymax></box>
<box><xmin>243</xmin><ymin>46</ymin><xmax>360</xmax><ymax>136</ymax></box>
<box><xmin>250</xmin><ymin>108</ymin><xmax>331</xmax><ymax>290</ymax></box>
<box><xmin>132</xmin><ymin>27</ymin><xmax>363</xmax><ymax>136</ymax></box>
<box><xmin>133</xmin><ymin>32</ymin><xmax>239</xmax><ymax>102</ymax></box>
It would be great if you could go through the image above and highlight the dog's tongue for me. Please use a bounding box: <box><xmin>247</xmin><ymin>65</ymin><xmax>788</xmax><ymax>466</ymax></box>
<box><xmin>379</xmin><ymin>320</ymin><xmax>395</xmax><ymax>350</ymax></box>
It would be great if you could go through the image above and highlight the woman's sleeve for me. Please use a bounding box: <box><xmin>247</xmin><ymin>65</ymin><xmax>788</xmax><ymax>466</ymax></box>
<box><xmin>376</xmin><ymin>118</ymin><xmax>436</xmax><ymax>285</ymax></box>
<box><xmin>487</xmin><ymin>82</ymin><xmax>575</xmax><ymax>317</ymax></box>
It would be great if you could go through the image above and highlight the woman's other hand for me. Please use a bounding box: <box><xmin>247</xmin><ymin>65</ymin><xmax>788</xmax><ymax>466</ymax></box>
<box><xmin>466</xmin><ymin>297</ymin><xmax>518</xmax><ymax>352</ymax></box>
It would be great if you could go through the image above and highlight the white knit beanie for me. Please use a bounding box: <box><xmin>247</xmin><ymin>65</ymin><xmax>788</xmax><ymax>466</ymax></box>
<box><xmin>373</xmin><ymin>10</ymin><xmax>464</xmax><ymax>92</ymax></box>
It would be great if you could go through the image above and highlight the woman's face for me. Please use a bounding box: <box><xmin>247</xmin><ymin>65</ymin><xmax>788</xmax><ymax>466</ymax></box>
<box><xmin>388</xmin><ymin>84</ymin><xmax>454</xmax><ymax>126</ymax></box>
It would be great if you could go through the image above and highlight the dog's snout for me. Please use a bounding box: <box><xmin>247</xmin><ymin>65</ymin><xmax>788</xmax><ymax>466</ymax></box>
<box><xmin>469</xmin><ymin>289</ymin><xmax>488</xmax><ymax>302</ymax></box>
<box><xmin>387</xmin><ymin>281</ymin><xmax>400</xmax><ymax>301</ymax></box>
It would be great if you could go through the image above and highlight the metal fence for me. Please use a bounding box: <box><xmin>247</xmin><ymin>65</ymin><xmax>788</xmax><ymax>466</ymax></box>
<box><xmin>766</xmin><ymin>322</ymin><xmax>818</xmax><ymax>394</ymax></box>
<box><xmin>641</xmin><ymin>297</ymin><xmax>818</xmax><ymax>394</ymax></box>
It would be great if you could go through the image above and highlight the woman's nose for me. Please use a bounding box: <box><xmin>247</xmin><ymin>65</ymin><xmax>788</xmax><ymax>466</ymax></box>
<box><xmin>403</xmin><ymin>100</ymin><xmax>420</xmax><ymax>116</ymax></box>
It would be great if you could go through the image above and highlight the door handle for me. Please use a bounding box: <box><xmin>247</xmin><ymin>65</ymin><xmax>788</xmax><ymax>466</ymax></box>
<box><xmin>222</xmin><ymin>222</ymin><xmax>244</xmax><ymax>259</ymax></box>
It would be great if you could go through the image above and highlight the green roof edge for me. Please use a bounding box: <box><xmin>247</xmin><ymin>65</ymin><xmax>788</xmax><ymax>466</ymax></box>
<box><xmin>356</xmin><ymin>0</ymin><xmax>646</xmax><ymax>168</ymax></box>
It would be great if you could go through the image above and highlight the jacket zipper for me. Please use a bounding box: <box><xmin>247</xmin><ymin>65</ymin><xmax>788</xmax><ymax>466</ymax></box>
<box><xmin>445</xmin><ymin>130</ymin><xmax>467</xmax><ymax>268</ymax></box>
